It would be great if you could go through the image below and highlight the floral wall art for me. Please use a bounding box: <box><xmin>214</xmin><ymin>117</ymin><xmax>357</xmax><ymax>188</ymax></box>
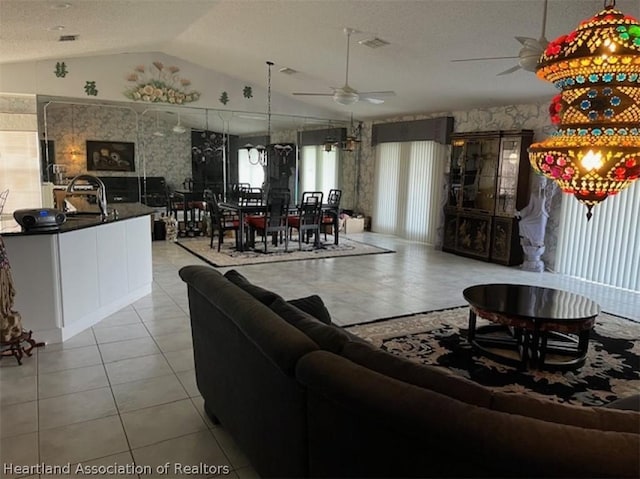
<box><xmin>124</xmin><ymin>62</ymin><xmax>200</xmax><ymax>104</ymax></box>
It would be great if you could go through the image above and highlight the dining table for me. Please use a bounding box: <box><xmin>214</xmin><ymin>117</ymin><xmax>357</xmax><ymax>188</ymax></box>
<box><xmin>218</xmin><ymin>201</ymin><xmax>267</xmax><ymax>252</ymax></box>
<box><xmin>219</xmin><ymin>201</ymin><xmax>341</xmax><ymax>252</ymax></box>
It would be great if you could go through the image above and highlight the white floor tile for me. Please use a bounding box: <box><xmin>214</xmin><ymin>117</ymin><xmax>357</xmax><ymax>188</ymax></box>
<box><xmin>0</xmin><ymin>400</ymin><xmax>38</xmax><ymax>438</ymax></box>
<box><xmin>111</xmin><ymin>373</ymin><xmax>188</xmax><ymax>412</ymax></box>
<box><xmin>98</xmin><ymin>336</ymin><xmax>161</xmax><ymax>363</ymax></box>
<box><xmin>38</xmin><ymin>345</ymin><xmax>103</xmax><ymax>373</ymax></box>
<box><xmin>0</xmin><ymin>432</ymin><xmax>39</xmax><ymax>479</ymax></box>
<box><xmin>104</xmin><ymin>353</ymin><xmax>173</xmax><ymax>385</ymax></box>
<box><xmin>93</xmin><ymin>323</ymin><xmax>151</xmax><ymax>344</ymax></box>
<box><xmin>38</xmin><ymin>387</ymin><xmax>117</xmax><ymax>430</ymax></box>
<box><xmin>38</xmin><ymin>364</ymin><xmax>109</xmax><ymax>399</ymax></box>
<box><xmin>131</xmin><ymin>430</ymin><xmax>231</xmax><ymax>478</ymax></box>
<box><xmin>39</xmin><ymin>415</ymin><xmax>129</xmax><ymax>466</ymax></box>
<box><xmin>0</xmin><ymin>374</ymin><xmax>37</xmax><ymax>406</ymax></box>
<box><xmin>120</xmin><ymin>398</ymin><xmax>207</xmax><ymax>449</ymax></box>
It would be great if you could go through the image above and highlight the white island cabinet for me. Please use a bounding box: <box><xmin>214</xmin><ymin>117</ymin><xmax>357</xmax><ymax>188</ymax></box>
<box><xmin>2</xmin><ymin>212</ymin><xmax>153</xmax><ymax>344</ymax></box>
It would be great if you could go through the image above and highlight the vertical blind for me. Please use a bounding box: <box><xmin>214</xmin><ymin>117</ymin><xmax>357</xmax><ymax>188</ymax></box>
<box><xmin>555</xmin><ymin>182</ymin><xmax>640</xmax><ymax>291</ymax></box>
<box><xmin>300</xmin><ymin>145</ymin><xmax>339</xmax><ymax>201</ymax></box>
<box><xmin>372</xmin><ymin>140</ymin><xmax>448</xmax><ymax>244</ymax></box>
<box><xmin>0</xmin><ymin>131</ymin><xmax>41</xmax><ymax>214</ymax></box>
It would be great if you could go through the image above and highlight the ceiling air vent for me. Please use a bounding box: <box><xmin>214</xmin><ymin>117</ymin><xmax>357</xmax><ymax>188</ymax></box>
<box><xmin>358</xmin><ymin>37</ymin><xmax>390</xmax><ymax>49</ymax></box>
<box><xmin>59</xmin><ymin>34</ymin><xmax>78</xmax><ymax>42</ymax></box>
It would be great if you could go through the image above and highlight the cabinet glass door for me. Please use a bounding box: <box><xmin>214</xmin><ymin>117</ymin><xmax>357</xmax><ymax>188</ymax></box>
<box><xmin>469</xmin><ymin>138</ymin><xmax>500</xmax><ymax>213</ymax></box>
<box><xmin>448</xmin><ymin>139</ymin><xmax>465</xmax><ymax>207</ymax></box>
<box><xmin>496</xmin><ymin>137</ymin><xmax>521</xmax><ymax>215</ymax></box>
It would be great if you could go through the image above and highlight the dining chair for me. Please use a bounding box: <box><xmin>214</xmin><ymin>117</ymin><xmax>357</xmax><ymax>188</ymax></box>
<box><xmin>322</xmin><ymin>189</ymin><xmax>342</xmax><ymax>242</ymax></box>
<box><xmin>289</xmin><ymin>191</ymin><xmax>323</xmax><ymax>250</ymax></box>
<box><xmin>229</xmin><ymin>183</ymin><xmax>251</xmax><ymax>202</ymax></box>
<box><xmin>239</xmin><ymin>187</ymin><xmax>263</xmax><ymax>206</ymax></box>
<box><xmin>246</xmin><ymin>188</ymin><xmax>290</xmax><ymax>252</ymax></box>
<box><xmin>204</xmin><ymin>190</ymin><xmax>240</xmax><ymax>251</ymax></box>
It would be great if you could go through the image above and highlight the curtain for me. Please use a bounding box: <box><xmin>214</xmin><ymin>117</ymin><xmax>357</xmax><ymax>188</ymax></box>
<box><xmin>555</xmin><ymin>183</ymin><xmax>640</xmax><ymax>291</ymax></box>
<box><xmin>299</xmin><ymin>145</ymin><xmax>339</xmax><ymax>202</ymax></box>
<box><xmin>372</xmin><ymin>140</ymin><xmax>448</xmax><ymax>244</ymax></box>
<box><xmin>237</xmin><ymin>148</ymin><xmax>264</xmax><ymax>188</ymax></box>
<box><xmin>0</xmin><ymin>131</ymin><xmax>41</xmax><ymax>214</ymax></box>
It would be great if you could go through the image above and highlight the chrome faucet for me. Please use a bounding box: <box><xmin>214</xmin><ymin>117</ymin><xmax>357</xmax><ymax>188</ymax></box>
<box><xmin>66</xmin><ymin>174</ymin><xmax>108</xmax><ymax>217</ymax></box>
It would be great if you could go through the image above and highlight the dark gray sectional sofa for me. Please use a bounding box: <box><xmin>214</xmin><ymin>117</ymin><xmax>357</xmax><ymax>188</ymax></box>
<box><xmin>179</xmin><ymin>265</ymin><xmax>640</xmax><ymax>478</ymax></box>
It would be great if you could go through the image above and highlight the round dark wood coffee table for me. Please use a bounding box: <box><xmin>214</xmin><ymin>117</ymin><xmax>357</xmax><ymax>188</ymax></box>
<box><xmin>462</xmin><ymin>284</ymin><xmax>600</xmax><ymax>370</ymax></box>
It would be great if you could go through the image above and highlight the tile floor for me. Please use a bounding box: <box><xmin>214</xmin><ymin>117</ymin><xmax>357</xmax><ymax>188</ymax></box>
<box><xmin>1</xmin><ymin>232</ymin><xmax>638</xmax><ymax>479</ymax></box>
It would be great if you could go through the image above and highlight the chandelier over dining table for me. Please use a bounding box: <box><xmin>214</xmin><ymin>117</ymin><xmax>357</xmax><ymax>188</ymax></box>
<box><xmin>528</xmin><ymin>0</ymin><xmax>640</xmax><ymax>220</ymax></box>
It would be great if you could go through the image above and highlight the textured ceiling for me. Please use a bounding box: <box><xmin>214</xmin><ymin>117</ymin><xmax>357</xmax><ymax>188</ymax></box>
<box><xmin>2</xmin><ymin>0</ymin><xmax>640</xmax><ymax>124</ymax></box>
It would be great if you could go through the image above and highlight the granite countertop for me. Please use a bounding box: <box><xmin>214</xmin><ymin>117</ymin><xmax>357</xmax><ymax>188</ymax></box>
<box><xmin>0</xmin><ymin>203</ymin><xmax>156</xmax><ymax>236</ymax></box>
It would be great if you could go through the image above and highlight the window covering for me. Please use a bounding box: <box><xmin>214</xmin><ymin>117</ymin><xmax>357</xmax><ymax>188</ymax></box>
<box><xmin>555</xmin><ymin>182</ymin><xmax>640</xmax><ymax>291</ymax></box>
<box><xmin>372</xmin><ymin>140</ymin><xmax>448</xmax><ymax>244</ymax></box>
<box><xmin>0</xmin><ymin>131</ymin><xmax>41</xmax><ymax>213</ymax></box>
<box><xmin>371</xmin><ymin>117</ymin><xmax>454</xmax><ymax>146</ymax></box>
<box><xmin>300</xmin><ymin>145</ymin><xmax>339</xmax><ymax>200</ymax></box>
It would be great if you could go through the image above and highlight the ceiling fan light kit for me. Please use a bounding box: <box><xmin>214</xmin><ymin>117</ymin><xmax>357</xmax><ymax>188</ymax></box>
<box><xmin>528</xmin><ymin>1</ymin><xmax>640</xmax><ymax>220</ymax></box>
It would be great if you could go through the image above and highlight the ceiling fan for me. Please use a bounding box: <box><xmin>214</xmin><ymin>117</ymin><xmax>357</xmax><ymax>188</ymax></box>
<box><xmin>451</xmin><ymin>0</ymin><xmax>549</xmax><ymax>76</ymax></box>
<box><xmin>292</xmin><ymin>27</ymin><xmax>396</xmax><ymax>106</ymax></box>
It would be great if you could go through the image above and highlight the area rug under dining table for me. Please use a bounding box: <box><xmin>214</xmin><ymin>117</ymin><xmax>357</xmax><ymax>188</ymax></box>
<box><xmin>346</xmin><ymin>306</ymin><xmax>640</xmax><ymax>407</ymax></box>
<box><xmin>177</xmin><ymin>234</ymin><xmax>394</xmax><ymax>267</ymax></box>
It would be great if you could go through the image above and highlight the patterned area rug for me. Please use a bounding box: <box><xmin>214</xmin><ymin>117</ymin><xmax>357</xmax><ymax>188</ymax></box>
<box><xmin>346</xmin><ymin>307</ymin><xmax>640</xmax><ymax>406</ymax></box>
<box><xmin>177</xmin><ymin>234</ymin><xmax>394</xmax><ymax>267</ymax></box>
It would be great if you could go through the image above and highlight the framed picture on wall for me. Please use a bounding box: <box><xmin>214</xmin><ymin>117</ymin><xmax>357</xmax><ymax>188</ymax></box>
<box><xmin>86</xmin><ymin>140</ymin><xmax>135</xmax><ymax>172</ymax></box>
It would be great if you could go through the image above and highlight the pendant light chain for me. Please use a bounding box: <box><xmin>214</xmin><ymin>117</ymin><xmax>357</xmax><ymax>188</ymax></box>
<box><xmin>266</xmin><ymin>61</ymin><xmax>273</xmax><ymax>143</ymax></box>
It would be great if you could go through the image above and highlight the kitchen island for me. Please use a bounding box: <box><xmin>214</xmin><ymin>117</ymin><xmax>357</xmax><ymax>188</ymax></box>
<box><xmin>0</xmin><ymin>203</ymin><xmax>154</xmax><ymax>344</ymax></box>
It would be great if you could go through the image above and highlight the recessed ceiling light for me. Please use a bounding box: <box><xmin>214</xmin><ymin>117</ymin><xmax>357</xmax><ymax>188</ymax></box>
<box><xmin>48</xmin><ymin>25</ymin><xmax>66</xmax><ymax>31</ymax></box>
<box><xmin>51</xmin><ymin>2</ymin><xmax>72</xmax><ymax>9</ymax></box>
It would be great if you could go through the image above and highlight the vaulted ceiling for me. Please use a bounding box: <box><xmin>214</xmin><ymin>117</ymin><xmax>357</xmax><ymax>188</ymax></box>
<box><xmin>2</xmin><ymin>0</ymin><xmax>639</xmax><ymax>124</ymax></box>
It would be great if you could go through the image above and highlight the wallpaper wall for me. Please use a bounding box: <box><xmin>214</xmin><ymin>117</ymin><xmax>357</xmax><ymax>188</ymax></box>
<box><xmin>42</xmin><ymin>103</ymin><xmax>191</xmax><ymax>189</ymax></box>
<box><xmin>0</xmin><ymin>93</ymin><xmax>37</xmax><ymax>130</ymax></box>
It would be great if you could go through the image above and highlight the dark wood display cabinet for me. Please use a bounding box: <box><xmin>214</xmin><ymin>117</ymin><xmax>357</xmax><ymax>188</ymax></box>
<box><xmin>443</xmin><ymin>130</ymin><xmax>534</xmax><ymax>265</ymax></box>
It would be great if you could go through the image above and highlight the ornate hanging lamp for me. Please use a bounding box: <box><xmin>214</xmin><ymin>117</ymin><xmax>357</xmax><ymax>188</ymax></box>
<box><xmin>528</xmin><ymin>0</ymin><xmax>640</xmax><ymax>220</ymax></box>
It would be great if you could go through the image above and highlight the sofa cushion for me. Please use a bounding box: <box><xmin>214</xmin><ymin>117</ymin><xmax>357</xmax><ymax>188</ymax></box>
<box><xmin>603</xmin><ymin>394</ymin><xmax>640</xmax><ymax>412</ymax></box>
<box><xmin>224</xmin><ymin>269</ymin><xmax>282</xmax><ymax>305</ymax></box>
<box><xmin>287</xmin><ymin>295</ymin><xmax>332</xmax><ymax>325</ymax></box>
<box><xmin>341</xmin><ymin>340</ymin><xmax>493</xmax><ymax>408</ymax></box>
<box><xmin>270</xmin><ymin>297</ymin><xmax>350</xmax><ymax>353</ymax></box>
<box><xmin>491</xmin><ymin>390</ymin><xmax>640</xmax><ymax>434</ymax></box>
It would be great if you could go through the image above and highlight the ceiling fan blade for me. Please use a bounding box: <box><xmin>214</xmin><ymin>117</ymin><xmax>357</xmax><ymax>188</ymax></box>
<box><xmin>359</xmin><ymin>91</ymin><xmax>396</xmax><ymax>98</ymax></box>
<box><xmin>359</xmin><ymin>91</ymin><xmax>396</xmax><ymax>104</ymax></box>
<box><xmin>451</xmin><ymin>56</ymin><xmax>519</xmax><ymax>63</ymax></box>
<box><xmin>497</xmin><ymin>64</ymin><xmax>522</xmax><ymax>76</ymax></box>
<box><xmin>292</xmin><ymin>92</ymin><xmax>334</xmax><ymax>97</ymax></box>
<box><xmin>361</xmin><ymin>97</ymin><xmax>385</xmax><ymax>105</ymax></box>
<box><xmin>515</xmin><ymin>36</ymin><xmax>539</xmax><ymax>46</ymax></box>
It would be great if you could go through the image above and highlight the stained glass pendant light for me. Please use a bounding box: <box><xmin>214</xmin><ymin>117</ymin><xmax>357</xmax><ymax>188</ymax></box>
<box><xmin>528</xmin><ymin>0</ymin><xmax>640</xmax><ymax>220</ymax></box>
